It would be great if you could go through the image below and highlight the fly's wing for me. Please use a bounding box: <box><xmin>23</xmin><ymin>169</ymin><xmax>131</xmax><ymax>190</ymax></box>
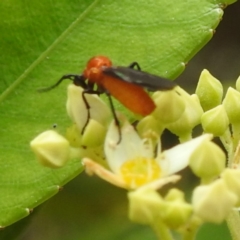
<box><xmin>103</xmin><ymin>66</ymin><xmax>177</xmax><ymax>91</ymax></box>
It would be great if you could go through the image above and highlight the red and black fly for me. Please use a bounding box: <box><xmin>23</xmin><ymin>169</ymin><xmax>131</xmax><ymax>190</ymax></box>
<box><xmin>39</xmin><ymin>56</ymin><xmax>177</xmax><ymax>142</ymax></box>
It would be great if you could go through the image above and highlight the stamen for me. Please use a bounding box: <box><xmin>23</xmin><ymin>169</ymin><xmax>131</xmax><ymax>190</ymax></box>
<box><xmin>120</xmin><ymin>157</ymin><xmax>161</xmax><ymax>188</ymax></box>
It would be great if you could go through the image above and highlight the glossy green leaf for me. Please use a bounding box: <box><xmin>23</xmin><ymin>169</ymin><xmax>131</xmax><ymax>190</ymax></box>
<box><xmin>0</xmin><ymin>0</ymin><xmax>236</xmax><ymax>227</ymax></box>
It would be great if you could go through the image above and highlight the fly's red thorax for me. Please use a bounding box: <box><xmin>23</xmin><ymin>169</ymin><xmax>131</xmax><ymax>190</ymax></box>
<box><xmin>83</xmin><ymin>56</ymin><xmax>112</xmax><ymax>86</ymax></box>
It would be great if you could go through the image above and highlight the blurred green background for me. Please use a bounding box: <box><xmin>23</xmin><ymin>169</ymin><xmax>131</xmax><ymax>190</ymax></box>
<box><xmin>1</xmin><ymin>0</ymin><xmax>240</xmax><ymax>239</ymax></box>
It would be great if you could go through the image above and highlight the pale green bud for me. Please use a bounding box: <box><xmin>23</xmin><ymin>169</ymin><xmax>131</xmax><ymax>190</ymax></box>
<box><xmin>167</xmin><ymin>92</ymin><xmax>203</xmax><ymax>137</ymax></box>
<box><xmin>192</xmin><ymin>179</ymin><xmax>237</xmax><ymax>223</ymax></box>
<box><xmin>201</xmin><ymin>105</ymin><xmax>229</xmax><ymax>136</ymax></box>
<box><xmin>160</xmin><ymin>189</ymin><xmax>193</xmax><ymax>229</ymax></box>
<box><xmin>152</xmin><ymin>87</ymin><xmax>185</xmax><ymax>124</ymax></box>
<box><xmin>235</xmin><ymin>75</ymin><xmax>240</xmax><ymax>92</ymax></box>
<box><xmin>128</xmin><ymin>188</ymin><xmax>163</xmax><ymax>224</ymax></box>
<box><xmin>66</xmin><ymin>123</ymin><xmax>106</xmax><ymax>162</ymax></box>
<box><xmin>164</xmin><ymin>188</ymin><xmax>185</xmax><ymax>201</ymax></box>
<box><xmin>81</xmin><ymin>119</ymin><xmax>106</xmax><ymax>147</ymax></box>
<box><xmin>222</xmin><ymin>169</ymin><xmax>240</xmax><ymax>206</ymax></box>
<box><xmin>30</xmin><ymin>130</ymin><xmax>70</xmax><ymax>168</ymax></box>
<box><xmin>65</xmin><ymin>124</ymin><xmax>82</xmax><ymax>148</ymax></box>
<box><xmin>196</xmin><ymin>69</ymin><xmax>223</xmax><ymax>111</ymax></box>
<box><xmin>222</xmin><ymin>87</ymin><xmax>240</xmax><ymax>124</ymax></box>
<box><xmin>189</xmin><ymin>141</ymin><xmax>226</xmax><ymax>180</ymax></box>
<box><xmin>137</xmin><ymin>115</ymin><xmax>164</xmax><ymax>138</ymax></box>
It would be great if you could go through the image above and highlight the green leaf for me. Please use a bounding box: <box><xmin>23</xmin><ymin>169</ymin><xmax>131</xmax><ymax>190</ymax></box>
<box><xmin>0</xmin><ymin>0</ymin><xmax>236</xmax><ymax>227</ymax></box>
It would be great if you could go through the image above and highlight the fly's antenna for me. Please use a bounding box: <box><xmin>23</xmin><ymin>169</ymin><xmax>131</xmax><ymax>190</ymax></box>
<box><xmin>37</xmin><ymin>74</ymin><xmax>84</xmax><ymax>92</ymax></box>
<box><xmin>38</xmin><ymin>78</ymin><xmax>66</xmax><ymax>92</ymax></box>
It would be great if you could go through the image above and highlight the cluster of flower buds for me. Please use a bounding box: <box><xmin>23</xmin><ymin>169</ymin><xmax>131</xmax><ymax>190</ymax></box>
<box><xmin>30</xmin><ymin>70</ymin><xmax>240</xmax><ymax>239</ymax></box>
<box><xmin>197</xmin><ymin>70</ymin><xmax>240</xmax><ymax>152</ymax></box>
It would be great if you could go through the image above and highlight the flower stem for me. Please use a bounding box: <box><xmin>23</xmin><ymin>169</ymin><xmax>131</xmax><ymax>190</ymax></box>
<box><xmin>151</xmin><ymin>221</ymin><xmax>173</xmax><ymax>240</ymax></box>
<box><xmin>232</xmin><ymin>123</ymin><xmax>240</xmax><ymax>152</ymax></box>
<box><xmin>182</xmin><ymin>231</ymin><xmax>197</xmax><ymax>240</ymax></box>
<box><xmin>226</xmin><ymin>209</ymin><xmax>240</xmax><ymax>240</ymax></box>
<box><xmin>220</xmin><ymin>128</ymin><xmax>232</xmax><ymax>154</ymax></box>
<box><xmin>181</xmin><ymin>227</ymin><xmax>198</xmax><ymax>240</ymax></box>
<box><xmin>178</xmin><ymin>217</ymin><xmax>201</xmax><ymax>240</ymax></box>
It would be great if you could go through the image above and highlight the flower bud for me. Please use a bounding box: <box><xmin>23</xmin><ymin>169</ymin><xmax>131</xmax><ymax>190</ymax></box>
<box><xmin>65</xmin><ymin>124</ymin><xmax>82</xmax><ymax>148</ymax></box>
<box><xmin>81</xmin><ymin>119</ymin><xmax>106</xmax><ymax>147</ymax></box>
<box><xmin>160</xmin><ymin>189</ymin><xmax>192</xmax><ymax>229</ymax></box>
<box><xmin>30</xmin><ymin>130</ymin><xmax>70</xmax><ymax>168</ymax></box>
<box><xmin>167</xmin><ymin>92</ymin><xmax>203</xmax><ymax>138</ymax></box>
<box><xmin>222</xmin><ymin>87</ymin><xmax>240</xmax><ymax>124</ymax></box>
<box><xmin>189</xmin><ymin>141</ymin><xmax>226</xmax><ymax>180</ymax></box>
<box><xmin>235</xmin><ymin>75</ymin><xmax>240</xmax><ymax>92</ymax></box>
<box><xmin>222</xmin><ymin>169</ymin><xmax>240</xmax><ymax>206</ymax></box>
<box><xmin>128</xmin><ymin>188</ymin><xmax>163</xmax><ymax>224</ymax></box>
<box><xmin>152</xmin><ymin>87</ymin><xmax>185</xmax><ymax>124</ymax></box>
<box><xmin>137</xmin><ymin>115</ymin><xmax>164</xmax><ymax>137</ymax></box>
<box><xmin>201</xmin><ymin>105</ymin><xmax>229</xmax><ymax>136</ymax></box>
<box><xmin>192</xmin><ymin>179</ymin><xmax>237</xmax><ymax>223</ymax></box>
<box><xmin>195</xmin><ymin>69</ymin><xmax>223</xmax><ymax>111</ymax></box>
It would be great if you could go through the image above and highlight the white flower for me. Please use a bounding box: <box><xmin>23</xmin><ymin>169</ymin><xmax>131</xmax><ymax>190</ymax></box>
<box><xmin>83</xmin><ymin>119</ymin><xmax>212</xmax><ymax>189</ymax></box>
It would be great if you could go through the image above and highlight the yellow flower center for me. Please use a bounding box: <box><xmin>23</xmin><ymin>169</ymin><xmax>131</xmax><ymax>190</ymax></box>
<box><xmin>120</xmin><ymin>157</ymin><xmax>161</xmax><ymax>188</ymax></box>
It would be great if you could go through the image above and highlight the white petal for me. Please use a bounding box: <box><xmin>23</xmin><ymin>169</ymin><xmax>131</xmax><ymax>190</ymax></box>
<box><xmin>66</xmin><ymin>84</ymin><xmax>111</xmax><ymax>131</ymax></box>
<box><xmin>104</xmin><ymin>119</ymin><xmax>154</xmax><ymax>173</ymax></box>
<box><xmin>158</xmin><ymin>134</ymin><xmax>213</xmax><ymax>176</ymax></box>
